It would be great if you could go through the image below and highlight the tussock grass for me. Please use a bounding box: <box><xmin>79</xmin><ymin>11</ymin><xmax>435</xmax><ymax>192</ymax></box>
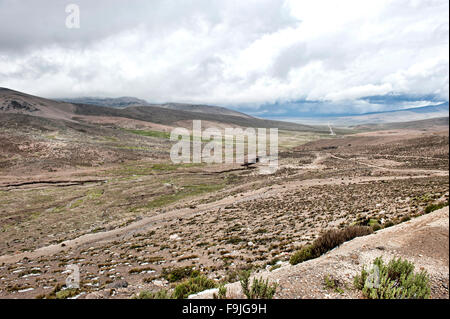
<box><xmin>290</xmin><ymin>226</ymin><xmax>373</xmax><ymax>265</ymax></box>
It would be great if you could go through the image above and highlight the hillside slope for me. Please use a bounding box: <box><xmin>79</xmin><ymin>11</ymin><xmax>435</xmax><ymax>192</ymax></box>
<box><xmin>0</xmin><ymin>88</ymin><xmax>75</xmax><ymax>121</ymax></box>
<box><xmin>153</xmin><ymin>102</ymin><xmax>252</xmax><ymax>119</ymax></box>
<box><xmin>193</xmin><ymin>207</ymin><xmax>449</xmax><ymax>299</ymax></box>
<box><xmin>352</xmin><ymin>117</ymin><xmax>449</xmax><ymax>131</ymax></box>
<box><xmin>58</xmin><ymin>96</ymin><xmax>148</xmax><ymax>108</ymax></box>
<box><xmin>0</xmin><ymin>88</ymin><xmax>329</xmax><ymax>133</ymax></box>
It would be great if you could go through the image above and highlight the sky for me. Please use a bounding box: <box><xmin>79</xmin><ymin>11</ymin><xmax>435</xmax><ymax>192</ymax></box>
<box><xmin>0</xmin><ymin>0</ymin><xmax>448</xmax><ymax>116</ymax></box>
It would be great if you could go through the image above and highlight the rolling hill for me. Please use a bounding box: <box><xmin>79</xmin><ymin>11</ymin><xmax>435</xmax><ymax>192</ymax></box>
<box><xmin>57</xmin><ymin>96</ymin><xmax>149</xmax><ymax>108</ymax></box>
<box><xmin>0</xmin><ymin>88</ymin><xmax>330</xmax><ymax>133</ymax></box>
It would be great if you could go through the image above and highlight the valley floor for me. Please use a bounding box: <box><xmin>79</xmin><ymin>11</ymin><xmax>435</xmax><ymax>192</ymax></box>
<box><xmin>0</xmin><ymin>125</ymin><xmax>448</xmax><ymax>299</ymax></box>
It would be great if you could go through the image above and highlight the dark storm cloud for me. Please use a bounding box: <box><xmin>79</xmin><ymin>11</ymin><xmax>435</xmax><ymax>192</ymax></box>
<box><xmin>0</xmin><ymin>0</ymin><xmax>297</xmax><ymax>52</ymax></box>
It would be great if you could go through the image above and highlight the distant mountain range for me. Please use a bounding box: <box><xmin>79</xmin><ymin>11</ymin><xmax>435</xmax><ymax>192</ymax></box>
<box><xmin>355</xmin><ymin>102</ymin><xmax>449</xmax><ymax>115</ymax></box>
<box><xmin>2</xmin><ymin>88</ymin><xmax>448</xmax><ymax>128</ymax></box>
<box><xmin>58</xmin><ymin>97</ymin><xmax>252</xmax><ymax>119</ymax></box>
<box><xmin>0</xmin><ymin>88</ymin><xmax>329</xmax><ymax>133</ymax></box>
<box><xmin>270</xmin><ymin>103</ymin><xmax>449</xmax><ymax>126</ymax></box>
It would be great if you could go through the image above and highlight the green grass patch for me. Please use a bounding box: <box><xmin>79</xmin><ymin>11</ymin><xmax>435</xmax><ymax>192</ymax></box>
<box><xmin>125</xmin><ymin>129</ymin><xmax>171</xmax><ymax>139</ymax></box>
<box><xmin>111</xmin><ymin>162</ymin><xmax>202</xmax><ymax>176</ymax></box>
<box><xmin>144</xmin><ymin>183</ymin><xmax>224</xmax><ymax>209</ymax></box>
<box><xmin>69</xmin><ymin>199</ymin><xmax>84</xmax><ymax>209</ymax></box>
<box><xmin>135</xmin><ymin>289</ymin><xmax>173</xmax><ymax>299</ymax></box>
<box><xmin>86</xmin><ymin>189</ymin><xmax>104</xmax><ymax>200</ymax></box>
<box><xmin>55</xmin><ymin>288</ymin><xmax>80</xmax><ymax>299</ymax></box>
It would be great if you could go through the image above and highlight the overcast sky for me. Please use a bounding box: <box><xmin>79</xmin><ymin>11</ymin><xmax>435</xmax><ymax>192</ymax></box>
<box><xmin>0</xmin><ymin>0</ymin><xmax>448</xmax><ymax>115</ymax></box>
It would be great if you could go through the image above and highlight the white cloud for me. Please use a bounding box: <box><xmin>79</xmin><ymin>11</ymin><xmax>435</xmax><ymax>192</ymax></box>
<box><xmin>0</xmin><ymin>0</ymin><xmax>448</xmax><ymax>113</ymax></box>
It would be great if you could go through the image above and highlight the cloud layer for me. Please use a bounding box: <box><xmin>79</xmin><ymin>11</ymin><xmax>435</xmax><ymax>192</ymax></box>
<box><xmin>0</xmin><ymin>0</ymin><xmax>448</xmax><ymax>114</ymax></box>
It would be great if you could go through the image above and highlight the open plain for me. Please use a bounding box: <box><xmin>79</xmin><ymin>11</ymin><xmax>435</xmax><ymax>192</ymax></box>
<box><xmin>0</xmin><ymin>89</ymin><xmax>448</xmax><ymax>299</ymax></box>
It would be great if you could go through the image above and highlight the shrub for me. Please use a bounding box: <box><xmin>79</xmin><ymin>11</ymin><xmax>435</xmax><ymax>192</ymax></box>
<box><xmin>425</xmin><ymin>202</ymin><xmax>448</xmax><ymax>214</ymax></box>
<box><xmin>399</xmin><ymin>215</ymin><xmax>411</xmax><ymax>223</ymax></box>
<box><xmin>290</xmin><ymin>245</ymin><xmax>316</xmax><ymax>265</ymax></box>
<box><xmin>313</xmin><ymin>226</ymin><xmax>373</xmax><ymax>255</ymax></box>
<box><xmin>213</xmin><ymin>284</ymin><xmax>227</xmax><ymax>299</ymax></box>
<box><xmin>323</xmin><ymin>275</ymin><xmax>344</xmax><ymax>294</ymax></box>
<box><xmin>290</xmin><ymin>226</ymin><xmax>373</xmax><ymax>265</ymax></box>
<box><xmin>162</xmin><ymin>266</ymin><xmax>200</xmax><ymax>283</ymax></box>
<box><xmin>136</xmin><ymin>289</ymin><xmax>172</xmax><ymax>299</ymax></box>
<box><xmin>239</xmin><ymin>270</ymin><xmax>277</xmax><ymax>299</ymax></box>
<box><xmin>173</xmin><ymin>275</ymin><xmax>217</xmax><ymax>299</ymax></box>
<box><xmin>354</xmin><ymin>257</ymin><xmax>430</xmax><ymax>299</ymax></box>
<box><xmin>371</xmin><ymin>223</ymin><xmax>382</xmax><ymax>231</ymax></box>
<box><xmin>383</xmin><ymin>220</ymin><xmax>395</xmax><ymax>228</ymax></box>
<box><xmin>55</xmin><ymin>288</ymin><xmax>79</xmax><ymax>299</ymax></box>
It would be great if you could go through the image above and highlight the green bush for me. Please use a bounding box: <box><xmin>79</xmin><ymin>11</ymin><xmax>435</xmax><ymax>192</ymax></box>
<box><xmin>371</xmin><ymin>223</ymin><xmax>382</xmax><ymax>231</ymax></box>
<box><xmin>313</xmin><ymin>226</ymin><xmax>373</xmax><ymax>255</ymax></box>
<box><xmin>323</xmin><ymin>275</ymin><xmax>344</xmax><ymax>294</ymax></box>
<box><xmin>425</xmin><ymin>202</ymin><xmax>448</xmax><ymax>214</ymax></box>
<box><xmin>162</xmin><ymin>266</ymin><xmax>200</xmax><ymax>283</ymax></box>
<box><xmin>290</xmin><ymin>226</ymin><xmax>373</xmax><ymax>265</ymax></box>
<box><xmin>383</xmin><ymin>220</ymin><xmax>395</xmax><ymax>228</ymax></box>
<box><xmin>173</xmin><ymin>275</ymin><xmax>217</xmax><ymax>299</ymax></box>
<box><xmin>213</xmin><ymin>284</ymin><xmax>228</xmax><ymax>299</ymax></box>
<box><xmin>399</xmin><ymin>215</ymin><xmax>411</xmax><ymax>223</ymax></box>
<box><xmin>290</xmin><ymin>245</ymin><xmax>316</xmax><ymax>265</ymax></box>
<box><xmin>55</xmin><ymin>288</ymin><xmax>79</xmax><ymax>299</ymax></box>
<box><xmin>239</xmin><ymin>270</ymin><xmax>277</xmax><ymax>299</ymax></box>
<box><xmin>354</xmin><ymin>257</ymin><xmax>430</xmax><ymax>299</ymax></box>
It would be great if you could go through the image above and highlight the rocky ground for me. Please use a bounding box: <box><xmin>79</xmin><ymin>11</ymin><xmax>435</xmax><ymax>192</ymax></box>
<box><xmin>0</xmin><ymin>124</ymin><xmax>448</xmax><ymax>299</ymax></box>
<box><xmin>193</xmin><ymin>206</ymin><xmax>449</xmax><ymax>299</ymax></box>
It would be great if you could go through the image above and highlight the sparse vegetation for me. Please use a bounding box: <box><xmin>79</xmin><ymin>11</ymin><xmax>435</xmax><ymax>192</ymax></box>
<box><xmin>162</xmin><ymin>266</ymin><xmax>200</xmax><ymax>283</ymax></box>
<box><xmin>135</xmin><ymin>289</ymin><xmax>172</xmax><ymax>299</ymax></box>
<box><xmin>173</xmin><ymin>275</ymin><xmax>217</xmax><ymax>299</ymax></box>
<box><xmin>290</xmin><ymin>245</ymin><xmax>315</xmax><ymax>265</ymax></box>
<box><xmin>239</xmin><ymin>270</ymin><xmax>278</xmax><ymax>299</ymax></box>
<box><xmin>213</xmin><ymin>284</ymin><xmax>228</xmax><ymax>299</ymax></box>
<box><xmin>55</xmin><ymin>288</ymin><xmax>80</xmax><ymax>299</ymax></box>
<box><xmin>0</xmin><ymin>91</ymin><xmax>447</xmax><ymax>300</ymax></box>
<box><xmin>354</xmin><ymin>257</ymin><xmax>431</xmax><ymax>299</ymax></box>
<box><xmin>324</xmin><ymin>275</ymin><xmax>344</xmax><ymax>294</ymax></box>
<box><xmin>125</xmin><ymin>129</ymin><xmax>171</xmax><ymax>139</ymax></box>
<box><xmin>290</xmin><ymin>226</ymin><xmax>373</xmax><ymax>265</ymax></box>
<box><xmin>144</xmin><ymin>183</ymin><xmax>225</xmax><ymax>209</ymax></box>
<box><xmin>425</xmin><ymin>201</ymin><xmax>448</xmax><ymax>214</ymax></box>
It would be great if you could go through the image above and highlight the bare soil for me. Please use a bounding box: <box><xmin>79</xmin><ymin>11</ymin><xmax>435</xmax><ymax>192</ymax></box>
<box><xmin>0</xmin><ymin>97</ymin><xmax>448</xmax><ymax>299</ymax></box>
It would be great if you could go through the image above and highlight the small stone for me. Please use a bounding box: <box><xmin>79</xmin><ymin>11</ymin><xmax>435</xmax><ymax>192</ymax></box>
<box><xmin>106</xmin><ymin>280</ymin><xmax>128</xmax><ymax>289</ymax></box>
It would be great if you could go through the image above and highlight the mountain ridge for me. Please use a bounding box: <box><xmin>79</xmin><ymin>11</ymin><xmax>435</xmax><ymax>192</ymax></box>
<box><xmin>0</xmin><ymin>87</ymin><xmax>331</xmax><ymax>133</ymax></box>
